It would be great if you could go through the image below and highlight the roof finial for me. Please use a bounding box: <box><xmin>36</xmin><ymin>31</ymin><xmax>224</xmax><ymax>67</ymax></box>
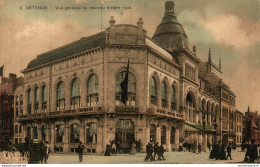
<box><xmin>208</xmin><ymin>48</ymin><xmax>212</xmax><ymax>64</ymax></box>
<box><xmin>219</xmin><ymin>58</ymin><xmax>222</xmax><ymax>69</ymax></box>
<box><xmin>165</xmin><ymin>1</ymin><xmax>175</xmax><ymax>15</ymax></box>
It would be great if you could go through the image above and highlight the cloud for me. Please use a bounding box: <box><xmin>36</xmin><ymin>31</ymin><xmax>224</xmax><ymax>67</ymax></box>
<box><xmin>204</xmin><ymin>14</ymin><xmax>260</xmax><ymax>49</ymax></box>
<box><xmin>0</xmin><ymin>15</ymin><xmax>98</xmax><ymax>76</ymax></box>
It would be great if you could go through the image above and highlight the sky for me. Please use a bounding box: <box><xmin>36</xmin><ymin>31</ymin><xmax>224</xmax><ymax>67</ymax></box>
<box><xmin>0</xmin><ymin>0</ymin><xmax>260</xmax><ymax>113</ymax></box>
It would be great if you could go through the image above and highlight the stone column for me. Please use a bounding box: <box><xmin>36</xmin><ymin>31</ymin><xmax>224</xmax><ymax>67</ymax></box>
<box><xmin>175</xmin><ymin>129</ymin><xmax>179</xmax><ymax>150</ymax></box>
<box><xmin>38</xmin><ymin>126</ymin><xmax>42</xmax><ymax>141</ymax></box>
<box><xmin>96</xmin><ymin>124</ymin><xmax>103</xmax><ymax>153</ymax></box>
<box><xmin>65</xmin><ymin>80</ymin><xmax>71</xmax><ymax>110</ymax></box>
<box><xmin>39</xmin><ymin>87</ymin><xmax>42</xmax><ymax>113</ymax></box>
<box><xmin>50</xmin><ymin>123</ymin><xmax>55</xmax><ymax>150</ymax></box>
<box><xmin>146</xmin><ymin>126</ymin><xmax>150</xmax><ymax>143</ymax></box>
<box><xmin>51</xmin><ymin>84</ymin><xmax>56</xmax><ymax>112</ymax></box>
<box><xmin>24</xmin><ymin>92</ymin><xmax>28</xmax><ymax>115</ymax></box>
<box><xmin>202</xmin><ymin>134</ymin><xmax>207</xmax><ymax>152</ymax></box>
<box><xmin>80</xmin><ymin>124</ymin><xmax>84</xmax><ymax>144</ymax></box>
<box><xmin>156</xmin><ymin>126</ymin><xmax>160</xmax><ymax>145</ymax></box>
<box><xmin>81</xmin><ymin>80</ymin><xmax>87</xmax><ymax>108</ymax></box>
<box><xmin>63</xmin><ymin>122</ymin><xmax>69</xmax><ymax>152</ymax></box>
<box><xmin>208</xmin><ymin>134</ymin><xmax>212</xmax><ymax>146</ymax></box>
<box><xmin>32</xmin><ymin>89</ymin><xmax>35</xmax><ymax>114</ymax></box>
<box><xmin>166</xmin><ymin>127</ymin><xmax>171</xmax><ymax>151</ymax></box>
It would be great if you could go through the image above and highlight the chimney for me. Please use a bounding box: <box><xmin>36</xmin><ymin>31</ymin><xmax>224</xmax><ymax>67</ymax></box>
<box><xmin>193</xmin><ymin>46</ymin><xmax>196</xmax><ymax>55</ymax></box>
<box><xmin>137</xmin><ymin>18</ymin><xmax>144</xmax><ymax>45</ymax></box>
<box><xmin>109</xmin><ymin>16</ymin><xmax>116</xmax><ymax>44</ymax></box>
<box><xmin>208</xmin><ymin>48</ymin><xmax>212</xmax><ymax>64</ymax></box>
<box><xmin>219</xmin><ymin>58</ymin><xmax>222</xmax><ymax>69</ymax></box>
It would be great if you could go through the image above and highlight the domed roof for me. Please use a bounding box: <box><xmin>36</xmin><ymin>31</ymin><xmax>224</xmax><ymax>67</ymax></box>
<box><xmin>152</xmin><ymin>1</ymin><xmax>188</xmax><ymax>52</ymax></box>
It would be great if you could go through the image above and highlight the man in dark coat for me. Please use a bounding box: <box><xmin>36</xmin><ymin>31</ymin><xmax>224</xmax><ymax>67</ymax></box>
<box><xmin>153</xmin><ymin>142</ymin><xmax>159</xmax><ymax>160</ymax></box>
<box><xmin>226</xmin><ymin>143</ymin><xmax>232</xmax><ymax>160</ymax></box>
<box><xmin>246</xmin><ymin>139</ymin><xmax>258</xmax><ymax>163</ymax></box>
<box><xmin>145</xmin><ymin>143</ymin><xmax>153</xmax><ymax>161</ymax></box>
<box><xmin>216</xmin><ymin>141</ymin><xmax>221</xmax><ymax>160</ymax></box>
<box><xmin>77</xmin><ymin>141</ymin><xmax>85</xmax><ymax>162</ymax></box>
<box><xmin>158</xmin><ymin>143</ymin><xmax>166</xmax><ymax>161</ymax></box>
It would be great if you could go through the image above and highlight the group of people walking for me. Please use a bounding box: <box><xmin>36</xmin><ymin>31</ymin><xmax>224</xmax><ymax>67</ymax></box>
<box><xmin>40</xmin><ymin>141</ymin><xmax>50</xmax><ymax>164</ymax></box>
<box><xmin>209</xmin><ymin>141</ymin><xmax>232</xmax><ymax>160</ymax></box>
<box><xmin>104</xmin><ymin>141</ymin><xmax>121</xmax><ymax>156</ymax></box>
<box><xmin>144</xmin><ymin>142</ymin><xmax>166</xmax><ymax>161</ymax></box>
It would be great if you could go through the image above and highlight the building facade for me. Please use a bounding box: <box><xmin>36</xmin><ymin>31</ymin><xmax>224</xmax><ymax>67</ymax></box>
<box><xmin>235</xmin><ymin>110</ymin><xmax>243</xmax><ymax>146</ymax></box>
<box><xmin>0</xmin><ymin>73</ymin><xmax>23</xmax><ymax>147</ymax></box>
<box><xmin>14</xmin><ymin>1</ymin><xmax>238</xmax><ymax>153</ymax></box>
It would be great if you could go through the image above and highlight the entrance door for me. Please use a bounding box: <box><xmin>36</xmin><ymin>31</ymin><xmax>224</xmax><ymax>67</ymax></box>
<box><xmin>116</xmin><ymin>119</ymin><xmax>134</xmax><ymax>149</ymax></box>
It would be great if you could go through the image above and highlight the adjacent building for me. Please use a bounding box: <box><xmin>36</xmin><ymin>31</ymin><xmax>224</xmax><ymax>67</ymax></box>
<box><xmin>0</xmin><ymin>73</ymin><xmax>23</xmax><ymax>147</ymax></box>
<box><xmin>13</xmin><ymin>1</ymin><xmax>239</xmax><ymax>153</ymax></box>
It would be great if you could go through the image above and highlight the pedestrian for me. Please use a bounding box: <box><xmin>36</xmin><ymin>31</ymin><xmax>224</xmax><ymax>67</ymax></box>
<box><xmin>77</xmin><ymin>141</ymin><xmax>85</xmax><ymax>162</ymax></box>
<box><xmin>111</xmin><ymin>142</ymin><xmax>116</xmax><ymax>154</ymax></box>
<box><xmin>158</xmin><ymin>143</ymin><xmax>166</xmax><ymax>161</ymax></box>
<box><xmin>198</xmin><ymin>143</ymin><xmax>202</xmax><ymax>154</ymax></box>
<box><xmin>216</xmin><ymin>141</ymin><xmax>221</xmax><ymax>160</ymax></box>
<box><xmin>220</xmin><ymin>144</ymin><xmax>226</xmax><ymax>160</ymax></box>
<box><xmin>40</xmin><ymin>140</ymin><xmax>45</xmax><ymax>164</ymax></box>
<box><xmin>104</xmin><ymin>144</ymin><xmax>111</xmax><ymax>156</ymax></box>
<box><xmin>116</xmin><ymin>141</ymin><xmax>121</xmax><ymax>154</ymax></box>
<box><xmin>130</xmin><ymin>142</ymin><xmax>136</xmax><ymax>155</ymax></box>
<box><xmin>207</xmin><ymin>143</ymin><xmax>211</xmax><ymax>151</ymax></box>
<box><xmin>246</xmin><ymin>139</ymin><xmax>258</xmax><ymax>163</ymax></box>
<box><xmin>44</xmin><ymin>141</ymin><xmax>50</xmax><ymax>164</ymax></box>
<box><xmin>188</xmin><ymin>143</ymin><xmax>191</xmax><ymax>152</ymax></box>
<box><xmin>144</xmin><ymin>143</ymin><xmax>150</xmax><ymax>161</ymax></box>
<box><xmin>226</xmin><ymin>143</ymin><xmax>232</xmax><ymax>160</ymax></box>
<box><xmin>153</xmin><ymin>142</ymin><xmax>159</xmax><ymax>160</ymax></box>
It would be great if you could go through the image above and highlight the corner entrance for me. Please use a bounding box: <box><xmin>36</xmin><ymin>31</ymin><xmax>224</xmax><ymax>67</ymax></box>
<box><xmin>116</xmin><ymin>119</ymin><xmax>135</xmax><ymax>149</ymax></box>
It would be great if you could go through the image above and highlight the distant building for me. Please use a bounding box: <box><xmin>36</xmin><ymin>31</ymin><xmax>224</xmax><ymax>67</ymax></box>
<box><xmin>244</xmin><ymin>107</ymin><xmax>260</xmax><ymax>145</ymax></box>
<box><xmin>14</xmin><ymin>0</ymin><xmax>239</xmax><ymax>153</ymax></box>
<box><xmin>234</xmin><ymin>110</ymin><xmax>243</xmax><ymax>146</ymax></box>
<box><xmin>0</xmin><ymin>73</ymin><xmax>23</xmax><ymax>147</ymax></box>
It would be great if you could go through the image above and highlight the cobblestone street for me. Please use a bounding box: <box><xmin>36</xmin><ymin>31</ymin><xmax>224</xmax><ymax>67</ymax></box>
<box><xmin>46</xmin><ymin>150</ymin><xmax>260</xmax><ymax>164</ymax></box>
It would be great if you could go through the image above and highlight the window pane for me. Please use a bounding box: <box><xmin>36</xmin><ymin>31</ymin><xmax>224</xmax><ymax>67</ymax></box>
<box><xmin>72</xmin><ymin>79</ymin><xmax>80</xmax><ymax>97</ymax></box>
<box><xmin>171</xmin><ymin>86</ymin><xmax>175</xmax><ymax>103</ymax></box>
<box><xmin>28</xmin><ymin>89</ymin><xmax>32</xmax><ymax>104</ymax></box>
<box><xmin>57</xmin><ymin>82</ymin><xmax>65</xmax><ymax>99</ymax></box>
<box><xmin>42</xmin><ymin>85</ymin><xmax>47</xmax><ymax>102</ymax></box>
<box><xmin>161</xmin><ymin>82</ymin><xmax>167</xmax><ymax>100</ymax></box>
<box><xmin>116</xmin><ymin>72</ymin><xmax>136</xmax><ymax>93</ymax></box>
<box><xmin>88</xmin><ymin>75</ymin><xmax>98</xmax><ymax>95</ymax></box>
<box><xmin>150</xmin><ymin>77</ymin><xmax>156</xmax><ymax>97</ymax></box>
<box><xmin>35</xmin><ymin>87</ymin><xmax>39</xmax><ymax>102</ymax></box>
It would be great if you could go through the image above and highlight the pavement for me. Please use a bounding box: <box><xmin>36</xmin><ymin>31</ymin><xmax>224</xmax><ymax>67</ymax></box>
<box><xmin>46</xmin><ymin>149</ymin><xmax>260</xmax><ymax>164</ymax></box>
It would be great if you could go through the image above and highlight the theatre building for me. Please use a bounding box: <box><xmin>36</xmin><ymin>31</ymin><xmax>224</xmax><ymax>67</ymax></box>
<box><xmin>14</xmin><ymin>1</ymin><xmax>238</xmax><ymax>153</ymax></box>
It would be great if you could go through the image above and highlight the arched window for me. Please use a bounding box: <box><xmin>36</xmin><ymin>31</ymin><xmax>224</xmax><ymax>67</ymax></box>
<box><xmin>115</xmin><ymin>72</ymin><xmax>136</xmax><ymax>106</ymax></box>
<box><xmin>70</xmin><ymin>123</ymin><xmax>80</xmax><ymax>143</ymax></box>
<box><xmin>15</xmin><ymin>125</ymin><xmax>18</xmax><ymax>134</ymax></box>
<box><xmin>27</xmin><ymin>126</ymin><xmax>31</xmax><ymax>138</ymax></box>
<box><xmin>28</xmin><ymin>89</ymin><xmax>32</xmax><ymax>114</ymax></box>
<box><xmin>56</xmin><ymin>124</ymin><xmax>64</xmax><ymax>143</ymax></box>
<box><xmin>19</xmin><ymin>125</ymin><xmax>22</xmax><ymax>134</ymax></box>
<box><xmin>34</xmin><ymin>87</ymin><xmax>39</xmax><ymax>113</ymax></box>
<box><xmin>170</xmin><ymin>127</ymin><xmax>175</xmax><ymax>144</ymax></box>
<box><xmin>161</xmin><ymin>82</ymin><xmax>167</xmax><ymax>108</ymax></box>
<box><xmin>87</xmin><ymin>74</ymin><xmax>98</xmax><ymax>107</ymax></box>
<box><xmin>150</xmin><ymin>77</ymin><xmax>157</xmax><ymax>105</ymax></box>
<box><xmin>42</xmin><ymin>85</ymin><xmax>47</xmax><ymax>112</ymax></box>
<box><xmin>33</xmin><ymin>126</ymin><xmax>38</xmax><ymax>139</ymax></box>
<box><xmin>41</xmin><ymin>125</ymin><xmax>46</xmax><ymax>141</ymax></box>
<box><xmin>86</xmin><ymin>122</ymin><xmax>97</xmax><ymax>143</ymax></box>
<box><xmin>186</xmin><ymin>92</ymin><xmax>195</xmax><ymax>122</ymax></box>
<box><xmin>71</xmin><ymin>78</ymin><xmax>80</xmax><ymax>109</ymax></box>
<box><xmin>20</xmin><ymin>94</ymin><xmax>23</xmax><ymax>115</ymax></box>
<box><xmin>150</xmin><ymin>124</ymin><xmax>156</xmax><ymax>143</ymax></box>
<box><xmin>57</xmin><ymin>82</ymin><xmax>65</xmax><ymax>111</ymax></box>
<box><xmin>161</xmin><ymin>125</ymin><xmax>166</xmax><ymax>144</ymax></box>
<box><xmin>171</xmin><ymin>86</ymin><xmax>176</xmax><ymax>110</ymax></box>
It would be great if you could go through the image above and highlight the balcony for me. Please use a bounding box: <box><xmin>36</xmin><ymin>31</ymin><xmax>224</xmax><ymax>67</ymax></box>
<box><xmin>115</xmin><ymin>106</ymin><xmax>139</xmax><ymax>114</ymax></box>
<box><xmin>17</xmin><ymin>107</ymin><xmax>103</xmax><ymax>121</ymax></box>
<box><xmin>147</xmin><ymin>107</ymin><xmax>184</xmax><ymax>120</ymax></box>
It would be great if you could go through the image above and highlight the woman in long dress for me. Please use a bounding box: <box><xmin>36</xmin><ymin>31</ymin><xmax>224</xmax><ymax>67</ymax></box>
<box><xmin>130</xmin><ymin>142</ymin><xmax>136</xmax><ymax>155</ymax></box>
